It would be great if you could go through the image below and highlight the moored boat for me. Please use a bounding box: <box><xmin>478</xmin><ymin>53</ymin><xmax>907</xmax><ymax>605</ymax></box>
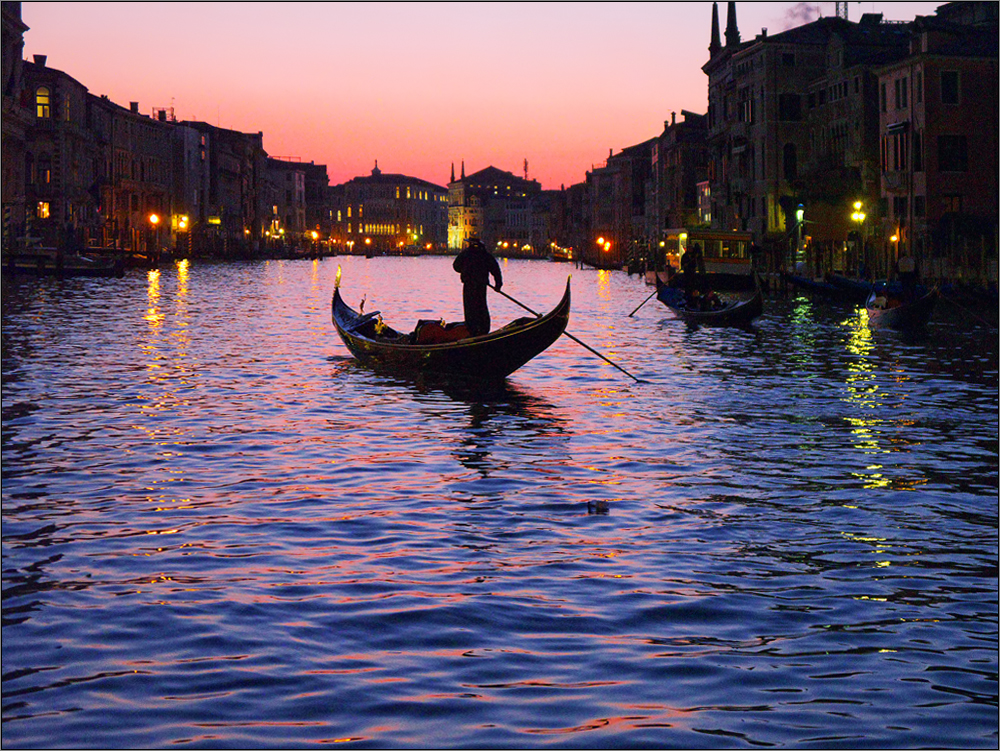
<box><xmin>655</xmin><ymin>275</ymin><xmax>763</xmax><ymax>326</ymax></box>
<box><xmin>866</xmin><ymin>284</ymin><xmax>938</xmax><ymax>331</ymax></box>
<box><xmin>4</xmin><ymin>248</ymin><xmax>125</xmax><ymax>278</ymax></box>
<box><xmin>332</xmin><ymin>272</ymin><xmax>571</xmax><ymax>380</ymax></box>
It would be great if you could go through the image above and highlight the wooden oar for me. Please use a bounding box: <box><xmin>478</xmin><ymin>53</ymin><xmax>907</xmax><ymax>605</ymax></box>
<box><xmin>491</xmin><ymin>283</ymin><xmax>646</xmax><ymax>383</ymax></box>
<box><xmin>940</xmin><ymin>291</ymin><xmax>998</xmax><ymax>331</ymax></box>
<box><xmin>627</xmin><ymin>288</ymin><xmax>658</xmax><ymax>317</ymax></box>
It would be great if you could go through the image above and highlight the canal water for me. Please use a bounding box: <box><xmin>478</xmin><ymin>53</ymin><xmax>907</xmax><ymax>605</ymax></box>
<box><xmin>2</xmin><ymin>256</ymin><xmax>997</xmax><ymax>749</ymax></box>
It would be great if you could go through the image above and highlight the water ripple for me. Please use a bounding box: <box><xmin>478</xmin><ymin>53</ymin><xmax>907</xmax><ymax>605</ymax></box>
<box><xmin>2</xmin><ymin>259</ymin><xmax>996</xmax><ymax>748</ymax></box>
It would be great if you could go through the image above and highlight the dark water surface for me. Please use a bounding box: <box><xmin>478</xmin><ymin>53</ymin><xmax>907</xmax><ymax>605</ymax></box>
<box><xmin>2</xmin><ymin>256</ymin><xmax>997</xmax><ymax>749</ymax></box>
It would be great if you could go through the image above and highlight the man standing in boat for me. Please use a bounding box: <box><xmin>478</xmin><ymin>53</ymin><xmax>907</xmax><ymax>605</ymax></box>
<box><xmin>453</xmin><ymin>237</ymin><xmax>503</xmax><ymax>336</ymax></box>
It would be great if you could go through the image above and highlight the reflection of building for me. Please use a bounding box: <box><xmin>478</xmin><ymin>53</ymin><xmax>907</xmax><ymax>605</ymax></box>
<box><xmin>335</xmin><ymin>163</ymin><xmax>448</xmax><ymax>254</ymax></box>
<box><xmin>448</xmin><ymin>164</ymin><xmax>543</xmax><ymax>255</ymax></box>
<box><xmin>876</xmin><ymin>3</ymin><xmax>998</xmax><ymax>281</ymax></box>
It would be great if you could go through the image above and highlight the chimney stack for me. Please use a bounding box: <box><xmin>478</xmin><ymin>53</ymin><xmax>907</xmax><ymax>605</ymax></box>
<box><xmin>130</xmin><ymin>102</ymin><xmax>139</xmax><ymax>114</ymax></box>
<box><xmin>33</xmin><ymin>54</ymin><xmax>46</xmax><ymax>67</ymax></box>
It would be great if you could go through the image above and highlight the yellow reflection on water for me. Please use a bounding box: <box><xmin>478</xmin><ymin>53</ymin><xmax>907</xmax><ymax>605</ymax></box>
<box><xmin>145</xmin><ymin>269</ymin><xmax>164</xmax><ymax>326</ymax></box>
<box><xmin>596</xmin><ymin>269</ymin><xmax>612</xmax><ymax>300</ymax></box>
<box><xmin>841</xmin><ymin>311</ymin><xmax>890</xmax><ymax>488</ymax></box>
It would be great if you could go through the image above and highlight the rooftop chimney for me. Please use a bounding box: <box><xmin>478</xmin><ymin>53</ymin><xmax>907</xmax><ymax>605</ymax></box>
<box><xmin>33</xmin><ymin>54</ymin><xmax>46</xmax><ymax>67</ymax></box>
<box><xmin>130</xmin><ymin>102</ymin><xmax>139</xmax><ymax>114</ymax></box>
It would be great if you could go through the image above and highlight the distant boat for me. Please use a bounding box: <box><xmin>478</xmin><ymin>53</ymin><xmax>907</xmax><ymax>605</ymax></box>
<box><xmin>4</xmin><ymin>248</ymin><xmax>124</xmax><ymax>278</ymax></box>
<box><xmin>866</xmin><ymin>283</ymin><xmax>938</xmax><ymax>331</ymax></box>
<box><xmin>331</xmin><ymin>272</ymin><xmax>571</xmax><ymax>381</ymax></box>
<box><xmin>655</xmin><ymin>275</ymin><xmax>763</xmax><ymax>327</ymax></box>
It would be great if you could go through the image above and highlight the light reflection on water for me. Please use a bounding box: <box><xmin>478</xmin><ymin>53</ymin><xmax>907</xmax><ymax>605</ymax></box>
<box><xmin>2</xmin><ymin>256</ymin><xmax>997</xmax><ymax>749</ymax></box>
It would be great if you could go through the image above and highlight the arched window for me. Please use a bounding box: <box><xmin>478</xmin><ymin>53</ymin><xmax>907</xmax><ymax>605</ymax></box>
<box><xmin>36</xmin><ymin>87</ymin><xmax>51</xmax><ymax>119</ymax></box>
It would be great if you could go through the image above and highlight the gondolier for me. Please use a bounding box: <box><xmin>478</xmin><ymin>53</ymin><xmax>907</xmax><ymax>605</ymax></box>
<box><xmin>453</xmin><ymin>238</ymin><xmax>503</xmax><ymax>336</ymax></box>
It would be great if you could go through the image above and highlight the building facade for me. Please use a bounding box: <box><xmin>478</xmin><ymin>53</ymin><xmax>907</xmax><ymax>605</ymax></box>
<box><xmin>649</xmin><ymin>110</ymin><xmax>709</xmax><ymax>240</ymax></box>
<box><xmin>876</xmin><ymin>6</ymin><xmax>998</xmax><ymax>282</ymax></box>
<box><xmin>335</xmin><ymin>163</ymin><xmax>448</xmax><ymax>255</ymax></box>
<box><xmin>448</xmin><ymin>164</ymin><xmax>543</xmax><ymax>255</ymax></box>
<box><xmin>2</xmin><ymin>2</ymin><xmax>31</xmax><ymax>249</ymax></box>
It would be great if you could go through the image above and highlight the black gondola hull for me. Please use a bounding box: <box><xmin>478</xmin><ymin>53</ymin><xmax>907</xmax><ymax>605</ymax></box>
<box><xmin>332</xmin><ymin>278</ymin><xmax>571</xmax><ymax>381</ymax></box>
<box><xmin>866</xmin><ymin>287</ymin><xmax>938</xmax><ymax>330</ymax></box>
<box><xmin>655</xmin><ymin>278</ymin><xmax>763</xmax><ymax>326</ymax></box>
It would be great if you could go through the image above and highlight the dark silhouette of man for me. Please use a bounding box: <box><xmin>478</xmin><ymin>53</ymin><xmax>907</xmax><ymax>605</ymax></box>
<box><xmin>453</xmin><ymin>238</ymin><xmax>503</xmax><ymax>336</ymax></box>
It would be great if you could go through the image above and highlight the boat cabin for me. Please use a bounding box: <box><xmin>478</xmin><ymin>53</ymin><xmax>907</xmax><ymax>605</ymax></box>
<box><xmin>647</xmin><ymin>228</ymin><xmax>754</xmax><ymax>286</ymax></box>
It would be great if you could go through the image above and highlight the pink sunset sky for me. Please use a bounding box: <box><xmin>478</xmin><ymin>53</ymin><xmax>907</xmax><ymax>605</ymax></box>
<box><xmin>22</xmin><ymin>1</ymin><xmax>943</xmax><ymax>190</ymax></box>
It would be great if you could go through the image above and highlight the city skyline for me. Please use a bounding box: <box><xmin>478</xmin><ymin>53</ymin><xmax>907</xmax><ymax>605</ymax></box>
<box><xmin>22</xmin><ymin>1</ymin><xmax>945</xmax><ymax>189</ymax></box>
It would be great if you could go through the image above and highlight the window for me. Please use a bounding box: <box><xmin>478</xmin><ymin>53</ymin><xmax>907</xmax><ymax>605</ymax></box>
<box><xmin>783</xmin><ymin>143</ymin><xmax>797</xmax><ymax>180</ymax></box>
<box><xmin>778</xmin><ymin>93</ymin><xmax>801</xmax><ymax>121</ymax></box>
<box><xmin>943</xmin><ymin>195</ymin><xmax>963</xmax><ymax>214</ymax></box>
<box><xmin>915</xmin><ymin>71</ymin><xmax>923</xmax><ymax>104</ymax></box>
<box><xmin>37</xmin><ymin>201</ymin><xmax>50</xmax><ymax>219</ymax></box>
<box><xmin>913</xmin><ymin>131</ymin><xmax>923</xmax><ymax>172</ymax></box>
<box><xmin>38</xmin><ymin>155</ymin><xmax>51</xmax><ymax>184</ymax></box>
<box><xmin>938</xmin><ymin>135</ymin><xmax>968</xmax><ymax>171</ymax></box>
<box><xmin>893</xmin><ymin>196</ymin><xmax>908</xmax><ymax>221</ymax></box>
<box><xmin>880</xmin><ymin>82</ymin><xmax>887</xmax><ymax>113</ymax></box>
<box><xmin>914</xmin><ymin>195</ymin><xmax>926</xmax><ymax>217</ymax></box>
<box><xmin>941</xmin><ymin>71</ymin><xmax>959</xmax><ymax>105</ymax></box>
<box><xmin>36</xmin><ymin>87</ymin><xmax>50</xmax><ymax>118</ymax></box>
<box><xmin>737</xmin><ymin>87</ymin><xmax>754</xmax><ymax>123</ymax></box>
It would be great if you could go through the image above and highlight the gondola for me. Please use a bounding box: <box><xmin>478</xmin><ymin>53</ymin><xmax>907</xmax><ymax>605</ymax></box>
<box><xmin>865</xmin><ymin>283</ymin><xmax>938</xmax><ymax>331</ymax></box>
<box><xmin>331</xmin><ymin>271</ymin><xmax>571</xmax><ymax>380</ymax></box>
<box><xmin>655</xmin><ymin>275</ymin><xmax>763</xmax><ymax>326</ymax></box>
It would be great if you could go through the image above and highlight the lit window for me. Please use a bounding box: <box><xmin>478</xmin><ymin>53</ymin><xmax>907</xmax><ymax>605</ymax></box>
<box><xmin>37</xmin><ymin>201</ymin><xmax>50</xmax><ymax>218</ymax></box>
<box><xmin>36</xmin><ymin>87</ymin><xmax>50</xmax><ymax>118</ymax></box>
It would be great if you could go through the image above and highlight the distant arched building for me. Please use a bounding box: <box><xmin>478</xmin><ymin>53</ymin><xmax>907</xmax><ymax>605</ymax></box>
<box><xmin>334</xmin><ymin>162</ymin><xmax>448</xmax><ymax>254</ymax></box>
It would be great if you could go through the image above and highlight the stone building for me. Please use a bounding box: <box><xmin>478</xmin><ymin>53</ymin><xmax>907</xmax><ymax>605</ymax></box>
<box><xmin>876</xmin><ymin>4</ymin><xmax>998</xmax><ymax>282</ymax></box>
<box><xmin>704</xmin><ymin>1</ymin><xmax>910</xmax><ymax>264</ymax></box>
<box><xmin>18</xmin><ymin>55</ymin><xmax>106</xmax><ymax>249</ymax></box>
<box><xmin>448</xmin><ymin>164</ymin><xmax>543</xmax><ymax>255</ymax></box>
<box><xmin>265</xmin><ymin>157</ymin><xmax>307</xmax><ymax>242</ymax></box>
<box><xmin>583</xmin><ymin>140</ymin><xmax>654</xmax><ymax>268</ymax></box>
<box><xmin>2</xmin><ymin>2</ymin><xmax>31</xmax><ymax>249</ymax></box>
<box><xmin>179</xmin><ymin>121</ymin><xmax>267</xmax><ymax>257</ymax></box>
<box><xmin>335</xmin><ymin>162</ymin><xmax>448</xmax><ymax>255</ymax></box>
<box><xmin>649</xmin><ymin>110</ymin><xmax>709</xmax><ymax>238</ymax></box>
